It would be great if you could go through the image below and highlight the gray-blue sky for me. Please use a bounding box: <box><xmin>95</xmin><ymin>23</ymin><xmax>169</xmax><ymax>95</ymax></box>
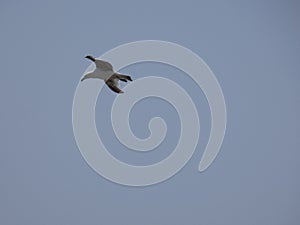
<box><xmin>0</xmin><ymin>0</ymin><xmax>300</xmax><ymax>224</ymax></box>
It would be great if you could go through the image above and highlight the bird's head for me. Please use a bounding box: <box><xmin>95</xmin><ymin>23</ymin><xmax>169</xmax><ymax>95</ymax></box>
<box><xmin>85</xmin><ymin>55</ymin><xmax>96</xmax><ymax>62</ymax></box>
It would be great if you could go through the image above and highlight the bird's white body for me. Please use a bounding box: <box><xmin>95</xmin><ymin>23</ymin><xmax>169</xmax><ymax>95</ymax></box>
<box><xmin>84</xmin><ymin>68</ymin><xmax>114</xmax><ymax>81</ymax></box>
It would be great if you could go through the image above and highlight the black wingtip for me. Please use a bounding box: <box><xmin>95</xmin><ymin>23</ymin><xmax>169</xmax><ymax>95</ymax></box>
<box><xmin>85</xmin><ymin>55</ymin><xmax>95</xmax><ymax>62</ymax></box>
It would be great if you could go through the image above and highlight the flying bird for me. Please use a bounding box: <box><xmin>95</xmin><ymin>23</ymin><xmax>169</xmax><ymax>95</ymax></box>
<box><xmin>81</xmin><ymin>55</ymin><xmax>132</xmax><ymax>93</ymax></box>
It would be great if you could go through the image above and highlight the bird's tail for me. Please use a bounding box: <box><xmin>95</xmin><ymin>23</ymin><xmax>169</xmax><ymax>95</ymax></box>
<box><xmin>116</xmin><ymin>73</ymin><xmax>133</xmax><ymax>82</ymax></box>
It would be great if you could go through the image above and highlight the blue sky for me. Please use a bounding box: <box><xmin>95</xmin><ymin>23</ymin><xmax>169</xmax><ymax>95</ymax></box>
<box><xmin>0</xmin><ymin>1</ymin><xmax>300</xmax><ymax>224</ymax></box>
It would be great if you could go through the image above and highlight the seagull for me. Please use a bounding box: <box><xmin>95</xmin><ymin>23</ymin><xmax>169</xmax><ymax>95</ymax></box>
<box><xmin>81</xmin><ymin>55</ymin><xmax>132</xmax><ymax>94</ymax></box>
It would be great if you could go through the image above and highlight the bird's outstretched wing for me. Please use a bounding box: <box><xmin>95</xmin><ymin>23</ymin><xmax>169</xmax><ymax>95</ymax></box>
<box><xmin>105</xmin><ymin>75</ymin><xmax>123</xmax><ymax>93</ymax></box>
<box><xmin>94</xmin><ymin>59</ymin><xmax>114</xmax><ymax>71</ymax></box>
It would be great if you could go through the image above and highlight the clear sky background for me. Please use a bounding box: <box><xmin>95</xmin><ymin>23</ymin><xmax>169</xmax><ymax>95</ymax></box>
<box><xmin>0</xmin><ymin>0</ymin><xmax>299</xmax><ymax>224</ymax></box>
